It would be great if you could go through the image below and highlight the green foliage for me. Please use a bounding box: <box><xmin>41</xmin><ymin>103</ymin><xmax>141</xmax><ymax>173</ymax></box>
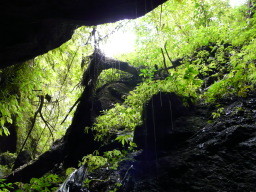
<box><xmin>92</xmin><ymin>63</ymin><xmax>202</xmax><ymax>143</ymax></box>
<box><xmin>0</xmin><ymin>152</ymin><xmax>16</xmax><ymax>176</ymax></box>
<box><xmin>79</xmin><ymin>149</ymin><xmax>125</xmax><ymax>172</ymax></box>
<box><xmin>212</xmin><ymin>107</ymin><xmax>224</xmax><ymax>119</ymax></box>
<box><xmin>0</xmin><ymin>165</ymin><xmax>11</xmax><ymax>177</ymax></box>
<box><xmin>0</xmin><ymin>174</ymin><xmax>63</xmax><ymax>192</ymax></box>
<box><xmin>203</xmin><ymin>39</ymin><xmax>256</xmax><ymax>102</ymax></box>
<box><xmin>65</xmin><ymin>167</ymin><xmax>76</xmax><ymax>176</ymax></box>
<box><xmin>83</xmin><ymin>178</ymin><xmax>91</xmax><ymax>188</ymax></box>
<box><xmin>115</xmin><ymin>134</ymin><xmax>133</xmax><ymax>146</ymax></box>
<box><xmin>0</xmin><ymin>26</ymin><xmax>93</xmax><ymax>155</ymax></box>
<box><xmin>0</xmin><ymin>179</ymin><xmax>15</xmax><ymax>192</ymax></box>
<box><xmin>79</xmin><ymin>154</ymin><xmax>108</xmax><ymax>172</ymax></box>
<box><xmin>79</xmin><ymin>150</ymin><xmax>125</xmax><ymax>191</ymax></box>
<box><xmin>0</xmin><ymin>63</ymin><xmax>37</xmax><ymax>137</ymax></box>
<box><xmin>139</xmin><ymin>68</ymin><xmax>157</xmax><ymax>79</ymax></box>
<box><xmin>87</xmin><ymin>0</ymin><xmax>256</xmax><ymax>151</ymax></box>
<box><xmin>103</xmin><ymin>149</ymin><xmax>124</xmax><ymax>170</ymax></box>
<box><xmin>1</xmin><ymin>1</ymin><xmax>256</xmax><ymax>189</ymax></box>
<box><xmin>16</xmin><ymin>174</ymin><xmax>63</xmax><ymax>192</ymax></box>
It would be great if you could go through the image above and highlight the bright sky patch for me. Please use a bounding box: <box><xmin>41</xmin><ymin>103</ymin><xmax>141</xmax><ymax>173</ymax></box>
<box><xmin>229</xmin><ymin>0</ymin><xmax>247</xmax><ymax>7</ymax></box>
<box><xmin>100</xmin><ymin>28</ymin><xmax>136</xmax><ymax>57</ymax></box>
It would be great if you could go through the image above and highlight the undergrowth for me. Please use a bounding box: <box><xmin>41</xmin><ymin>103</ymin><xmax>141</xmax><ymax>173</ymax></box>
<box><xmin>1</xmin><ymin>0</ymin><xmax>256</xmax><ymax>191</ymax></box>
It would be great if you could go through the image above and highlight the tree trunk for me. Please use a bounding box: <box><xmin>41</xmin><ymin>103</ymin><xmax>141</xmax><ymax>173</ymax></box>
<box><xmin>5</xmin><ymin>50</ymin><xmax>139</xmax><ymax>183</ymax></box>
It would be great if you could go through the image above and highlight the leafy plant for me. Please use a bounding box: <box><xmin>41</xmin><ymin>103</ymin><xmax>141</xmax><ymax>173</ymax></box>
<box><xmin>1</xmin><ymin>1</ymin><xmax>256</xmax><ymax>191</ymax></box>
<box><xmin>79</xmin><ymin>149</ymin><xmax>125</xmax><ymax>172</ymax></box>
<box><xmin>212</xmin><ymin>107</ymin><xmax>224</xmax><ymax>119</ymax></box>
<box><xmin>16</xmin><ymin>174</ymin><xmax>63</xmax><ymax>192</ymax></box>
<box><xmin>79</xmin><ymin>149</ymin><xmax>125</xmax><ymax>191</ymax></box>
<box><xmin>0</xmin><ymin>179</ymin><xmax>15</xmax><ymax>192</ymax></box>
<box><xmin>79</xmin><ymin>154</ymin><xmax>108</xmax><ymax>172</ymax></box>
<box><xmin>139</xmin><ymin>68</ymin><xmax>157</xmax><ymax>79</ymax></box>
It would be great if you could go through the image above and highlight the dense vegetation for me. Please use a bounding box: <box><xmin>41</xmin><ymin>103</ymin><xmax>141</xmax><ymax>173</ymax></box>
<box><xmin>0</xmin><ymin>0</ymin><xmax>256</xmax><ymax>191</ymax></box>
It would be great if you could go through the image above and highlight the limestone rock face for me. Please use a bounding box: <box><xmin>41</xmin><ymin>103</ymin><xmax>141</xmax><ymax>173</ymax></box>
<box><xmin>0</xmin><ymin>0</ymin><xmax>166</xmax><ymax>69</ymax></box>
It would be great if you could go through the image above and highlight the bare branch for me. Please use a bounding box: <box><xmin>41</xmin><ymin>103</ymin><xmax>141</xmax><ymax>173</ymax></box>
<box><xmin>39</xmin><ymin>111</ymin><xmax>54</xmax><ymax>142</ymax></box>
<box><xmin>16</xmin><ymin>95</ymin><xmax>44</xmax><ymax>161</ymax></box>
<box><xmin>160</xmin><ymin>48</ymin><xmax>170</xmax><ymax>74</ymax></box>
<box><xmin>164</xmin><ymin>42</ymin><xmax>173</xmax><ymax>64</ymax></box>
<box><xmin>61</xmin><ymin>98</ymin><xmax>81</xmax><ymax>125</ymax></box>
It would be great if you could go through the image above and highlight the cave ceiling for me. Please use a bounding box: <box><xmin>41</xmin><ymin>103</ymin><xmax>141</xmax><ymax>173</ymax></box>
<box><xmin>0</xmin><ymin>0</ymin><xmax>166</xmax><ymax>69</ymax></box>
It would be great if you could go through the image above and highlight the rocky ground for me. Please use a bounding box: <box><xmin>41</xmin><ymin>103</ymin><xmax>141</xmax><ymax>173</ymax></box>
<box><xmin>123</xmin><ymin>94</ymin><xmax>256</xmax><ymax>192</ymax></box>
<box><xmin>58</xmin><ymin>93</ymin><xmax>256</xmax><ymax>192</ymax></box>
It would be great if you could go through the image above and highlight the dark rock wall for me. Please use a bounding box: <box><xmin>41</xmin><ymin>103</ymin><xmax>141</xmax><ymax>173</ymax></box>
<box><xmin>54</xmin><ymin>93</ymin><xmax>256</xmax><ymax>192</ymax></box>
<box><xmin>134</xmin><ymin>92</ymin><xmax>192</xmax><ymax>159</ymax></box>
<box><xmin>127</xmin><ymin>95</ymin><xmax>256</xmax><ymax>192</ymax></box>
<box><xmin>0</xmin><ymin>0</ymin><xmax>166</xmax><ymax>69</ymax></box>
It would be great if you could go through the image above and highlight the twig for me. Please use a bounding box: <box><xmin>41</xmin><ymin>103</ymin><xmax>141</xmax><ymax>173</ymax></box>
<box><xmin>121</xmin><ymin>165</ymin><xmax>134</xmax><ymax>184</ymax></box>
<box><xmin>60</xmin><ymin>98</ymin><xmax>81</xmax><ymax>125</ymax></box>
<box><xmin>39</xmin><ymin>112</ymin><xmax>54</xmax><ymax>142</ymax></box>
<box><xmin>16</xmin><ymin>95</ymin><xmax>44</xmax><ymax>160</ymax></box>
<box><xmin>164</xmin><ymin>42</ymin><xmax>173</xmax><ymax>64</ymax></box>
<box><xmin>160</xmin><ymin>48</ymin><xmax>170</xmax><ymax>74</ymax></box>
